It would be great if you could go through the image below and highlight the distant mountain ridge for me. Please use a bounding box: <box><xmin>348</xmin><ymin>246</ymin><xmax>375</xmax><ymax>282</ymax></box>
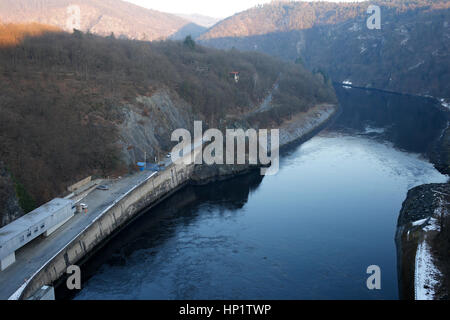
<box><xmin>199</xmin><ymin>0</ymin><xmax>450</xmax><ymax>98</ymax></box>
<box><xmin>200</xmin><ymin>0</ymin><xmax>365</xmax><ymax>39</ymax></box>
<box><xmin>175</xmin><ymin>13</ymin><xmax>221</xmax><ymax>28</ymax></box>
<box><xmin>0</xmin><ymin>0</ymin><xmax>198</xmax><ymax>40</ymax></box>
<box><xmin>200</xmin><ymin>0</ymin><xmax>448</xmax><ymax>39</ymax></box>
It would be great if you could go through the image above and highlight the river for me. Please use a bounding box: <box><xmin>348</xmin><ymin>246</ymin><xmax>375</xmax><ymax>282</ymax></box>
<box><xmin>69</xmin><ymin>87</ymin><xmax>448</xmax><ymax>300</ymax></box>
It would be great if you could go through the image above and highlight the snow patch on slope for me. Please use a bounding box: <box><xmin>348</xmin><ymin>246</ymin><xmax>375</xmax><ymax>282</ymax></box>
<box><xmin>414</xmin><ymin>197</ymin><xmax>447</xmax><ymax>300</ymax></box>
<box><xmin>415</xmin><ymin>239</ymin><xmax>440</xmax><ymax>300</ymax></box>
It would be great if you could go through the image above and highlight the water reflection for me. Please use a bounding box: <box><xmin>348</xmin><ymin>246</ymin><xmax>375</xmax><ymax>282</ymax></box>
<box><xmin>333</xmin><ymin>86</ymin><xmax>447</xmax><ymax>154</ymax></box>
<box><xmin>62</xmin><ymin>172</ymin><xmax>264</xmax><ymax>299</ymax></box>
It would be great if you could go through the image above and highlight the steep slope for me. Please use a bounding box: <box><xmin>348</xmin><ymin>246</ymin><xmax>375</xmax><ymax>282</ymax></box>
<box><xmin>200</xmin><ymin>0</ymin><xmax>450</xmax><ymax>98</ymax></box>
<box><xmin>0</xmin><ymin>0</ymin><xmax>197</xmax><ymax>40</ymax></box>
<box><xmin>200</xmin><ymin>0</ymin><xmax>366</xmax><ymax>39</ymax></box>
<box><xmin>396</xmin><ymin>183</ymin><xmax>450</xmax><ymax>300</ymax></box>
<box><xmin>0</xmin><ymin>24</ymin><xmax>335</xmax><ymax>210</ymax></box>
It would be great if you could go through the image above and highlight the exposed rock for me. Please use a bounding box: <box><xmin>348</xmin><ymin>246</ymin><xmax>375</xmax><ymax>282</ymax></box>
<box><xmin>396</xmin><ymin>183</ymin><xmax>450</xmax><ymax>300</ymax></box>
<box><xmin>397</xmin><ymin>184</ymin><xmax>446</xmax><ymax>226</ymax></box>
<box><xmin>278</xmin><ymin>104</ymin><xmax>336</xmax><ymax>147</ymax></box>
<box><xmin>118</xmin><ymin>89</ymin><xmax>196</xmax><ymax>166</ymax></box>
<box><xmin>430</xmin><ymin>120</ymin><xmax>450</xmax><ymax>176</ymax></box>
<box><xmin>191</xmin><ymin>103</ymin><xmax>338</xmax><ymax>184</ymax></box>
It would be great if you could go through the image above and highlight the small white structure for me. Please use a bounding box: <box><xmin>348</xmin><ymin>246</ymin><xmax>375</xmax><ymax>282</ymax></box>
<box><xmin>229</xmin><ymin>71</ymin><xmax>240</xmax><ymax>83</ymax></box>
<box><xmin>0</xmin><ymin>198</ymin><xmax>74</xmax><ymax>271</ymax></box>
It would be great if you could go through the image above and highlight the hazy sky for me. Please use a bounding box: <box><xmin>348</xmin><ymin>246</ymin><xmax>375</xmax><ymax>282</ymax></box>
<box><xmin>124</xmin><ymin>0</ymin><xmax>364</xmax><ymax>19</ymax></box>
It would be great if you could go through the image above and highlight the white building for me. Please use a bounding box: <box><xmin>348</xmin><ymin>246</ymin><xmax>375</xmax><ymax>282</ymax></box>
<box><xmin>0</xmin><ymin>198</ymin><xmax>74</xmax><ymax>271</ymax></box>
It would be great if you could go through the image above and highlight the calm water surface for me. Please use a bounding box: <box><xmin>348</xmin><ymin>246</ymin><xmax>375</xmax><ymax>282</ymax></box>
<box><xmin>72</xmin><ymin>87</ymin><xmax>448</xmax><ymax>300</ymax></box>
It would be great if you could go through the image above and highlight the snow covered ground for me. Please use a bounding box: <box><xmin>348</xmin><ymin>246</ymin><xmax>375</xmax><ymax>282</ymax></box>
<box><xmin>414</xmin><ymin>196</ymin><xmax>447</xmax><ymax>300</ymax></box>
<box><xmin>415</xmin><ymin>238</ymin><xmax>440</xmax><ymax>300</ymax></box>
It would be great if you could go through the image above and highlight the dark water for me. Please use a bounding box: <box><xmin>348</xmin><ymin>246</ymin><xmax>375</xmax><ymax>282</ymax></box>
<box><xmin>70</xmin><ymin>87</ymin><xmax>448</xmax><ymax>300</ymax></box>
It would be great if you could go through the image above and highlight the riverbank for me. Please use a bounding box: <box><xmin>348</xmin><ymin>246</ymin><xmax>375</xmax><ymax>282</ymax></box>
<box><xmin>13</xmin><ymin>103</ymin><xmax>337</xmax><ymax>300</ymax></box>
<box><xmin>337</xmin><ymin>82</ymin><xmax>450</xmax><ymax>177</ymax></box>
<box><xmin>395</xmin><ymin>94</ymin><xmax>450</xmax><ymax>300</ymax></box>
<box><xmin>396</xmin><ymin>183</ymin><xmax>449</xmax><ymax>300</ymax></box>
<box><xmin>191</xmin><ymin>103</ymin><xmax>338</xmax><ymax>185</ymax></box>
<box><xmin>430</xmin><ymin>122</ymin><xmax>450</xmax><ymax>176</ymax></box>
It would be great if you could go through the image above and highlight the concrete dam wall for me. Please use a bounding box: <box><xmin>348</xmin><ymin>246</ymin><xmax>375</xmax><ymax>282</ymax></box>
<box><xmin>20</xmin><ymin>161</ymin><xmax>195</xmax><ymax>299</ymax></box>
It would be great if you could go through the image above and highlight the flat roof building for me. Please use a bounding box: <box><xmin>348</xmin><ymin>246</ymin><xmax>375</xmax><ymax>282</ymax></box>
<box><xmin>0</xmin><ymin>198</ymin><xmax>74</xmax><ymax>271</ymax></box>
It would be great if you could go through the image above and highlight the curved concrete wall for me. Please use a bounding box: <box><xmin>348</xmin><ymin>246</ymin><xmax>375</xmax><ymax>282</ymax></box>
<box><xmin>21</xmin><ymin>162</ymin><xmax>194</xmax><ymax>299</ymax></box>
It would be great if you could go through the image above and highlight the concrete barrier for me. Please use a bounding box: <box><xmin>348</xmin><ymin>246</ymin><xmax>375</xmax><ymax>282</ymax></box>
<box><xmin>20</xmin><ymin>161</ymin><xmax>194</xmax><ymax>299</ymax></box>
<box><xmin>67</xmin><ymin>177</ymin><xmax>91</xmax><ymax>192</ymax></box>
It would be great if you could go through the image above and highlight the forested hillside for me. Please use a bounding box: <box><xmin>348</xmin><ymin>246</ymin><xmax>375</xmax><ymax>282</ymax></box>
<box><xmin>200</xmin><ymin>0</ymin><xmax>450</xmax><ymax>98</ymax></box>
<box><xmin>0</xmin><ymin>24</ymin><xmax>335</xmax><ymax>216</ymax></box>
<box><xmin>0</xmin><ymin>0</ymin><xmax>195</xmax><ymax>41</ymax></box>
<box><xmin>200</xmin><ymin>0</ymin><xmax>446</xmax><ymax>39</ymax></box>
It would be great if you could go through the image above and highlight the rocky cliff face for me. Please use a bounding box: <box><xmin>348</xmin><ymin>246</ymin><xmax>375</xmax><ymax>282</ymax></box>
<box><xmin>0</xmin><ymin>162</ymin><xmax>24</xmax><ymax>228</ymax></box>
<box><xmin>118</xmin><ymin>87</ymin><xmax>337</xmax><ymax>185</ymax></box>
<box><xmin>119</xmin><ymin>89</ymin><xmax>196</xmax><ymax>166</ymax></box>
<box><xmin>431</xmin><ymin>121</ymin><xmax>450</xmax><ymax>176</ymax></box>
<box><xmin>396</xmin><ymin>103</ymin><xmax>450</xmax><ymax>300</ymax></box>
<box><xmin>190</xmin><ymin>103</ymin><xmax>338</xmax><ymax>184</ymax></box>
<box><xmin>300</xmin><ymin>6</ymin><xmax>450</xmax><ymax>99</ymax></box>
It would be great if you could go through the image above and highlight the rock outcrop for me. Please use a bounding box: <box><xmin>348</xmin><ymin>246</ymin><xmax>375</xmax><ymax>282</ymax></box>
<box><xmin>396</xmin><ymin>183</ymin><xmax>450</xmax><ymax>300</ymax></box>
<box><xmin>119</xmin><ymin>89</ymin><xmax>195</xmax><ymax>167</ymax></box>
<box><xmin>191</xmin><ymin>103</ymin><xmax>338</xmax><ymax>184</ymax></box>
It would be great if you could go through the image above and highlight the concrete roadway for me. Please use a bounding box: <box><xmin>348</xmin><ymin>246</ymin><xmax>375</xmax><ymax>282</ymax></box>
<box><xmin>0</xmin><ymin>140</ymin><xmax>200</xmax><ymax>299</ymax></box>
<box><xmin>0</xmin><ymin>170</ymin><xmax>156</xmax><ymax>300</ymax></box>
